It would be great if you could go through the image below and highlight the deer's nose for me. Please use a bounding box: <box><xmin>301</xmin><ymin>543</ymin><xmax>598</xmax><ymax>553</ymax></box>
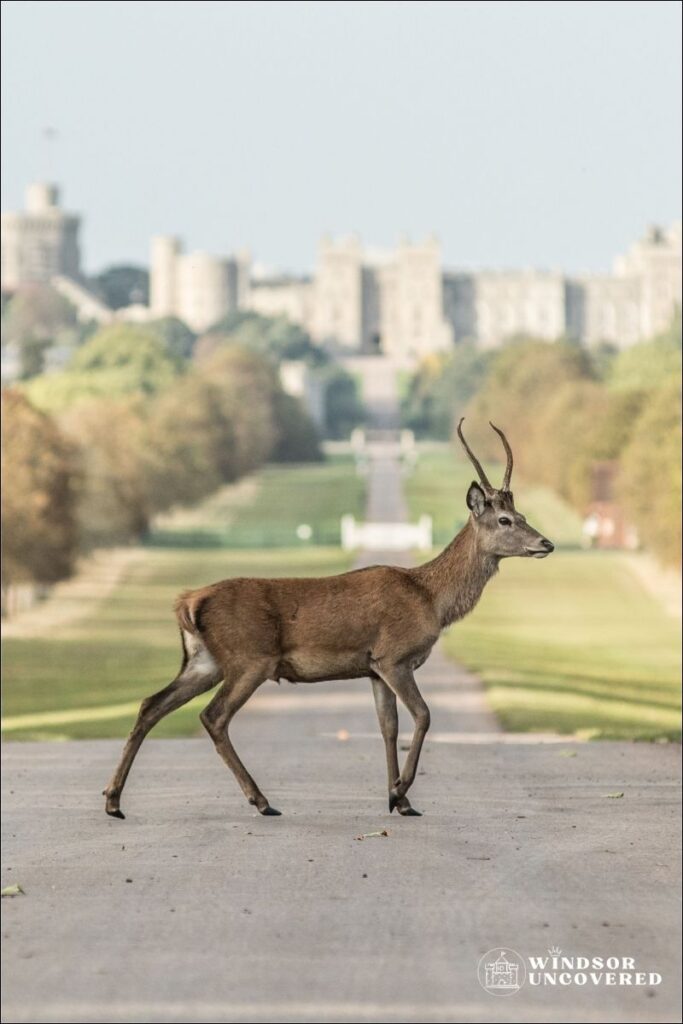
<box><xmin>540</xmin><ymin>538</ymin><xmax>554</xmax><ymax>552</ymax></box>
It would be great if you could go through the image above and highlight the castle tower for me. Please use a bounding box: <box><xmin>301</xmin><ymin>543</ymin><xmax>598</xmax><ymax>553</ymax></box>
<box><xmin>614</xmin><ymin>222</ymin><xmax>682</xmax><ymax>338</ymax></box>
<box><xmin>390</xmin><ymin>236</ymin><xmax>453</xmax><ymax>358</ymax></box>
<box><xmin>149</xmin><ymin>235</ymin><xmax>180</xmax><ymax>318</ymax></box>
<box><xmin>311</xmin><ymin>235</ymin><xmax>363</xmax><ymax>348</ymax></box>
<box><xmin>1</xmin><ymin>182</ymin><xmax>80</xmax><ymax>290</ymax></box>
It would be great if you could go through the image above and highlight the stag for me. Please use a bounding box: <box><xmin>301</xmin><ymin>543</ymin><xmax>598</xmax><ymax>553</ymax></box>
<box><xmin>104</xmin><ymin>421</ymin><xmax>553</xmax><ymax>819</ymax></box>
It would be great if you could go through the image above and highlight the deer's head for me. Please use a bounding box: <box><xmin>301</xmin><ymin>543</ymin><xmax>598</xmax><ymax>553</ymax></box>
<box><xmin>457</xmin><ymin>419</ymin><xmax>554</xmax><ymax>560</ymax></box>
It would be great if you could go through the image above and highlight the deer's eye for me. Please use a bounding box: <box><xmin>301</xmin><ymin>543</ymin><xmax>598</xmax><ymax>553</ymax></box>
<box><xmin>498</xmin><ymin>516</ymin><xmax>512</xmax><ymax>526</ymax></box>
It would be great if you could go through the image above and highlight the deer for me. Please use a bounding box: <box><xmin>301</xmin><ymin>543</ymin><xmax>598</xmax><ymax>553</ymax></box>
<box><xmin>104</xmin><ymin>420</ymin><xmax>554</xmax><ymax>820</ymax></box>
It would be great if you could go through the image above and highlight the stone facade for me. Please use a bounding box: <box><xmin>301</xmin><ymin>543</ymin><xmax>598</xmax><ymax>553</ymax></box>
<box><xmin>1</xmin><ymin>183</ymin><xmax>80</xmax><ymax>290</ymax></box>
<box><xmin>2</xmin><ymin>182</ymin><xmax>679</xmax><ymax>354</ymax></box>
<box><xmin>149</xmin><ymin>235</ymin><xmax>250</xmax><ymax>332</ymax></box>
<box><xmin>215</xmin><ymin>225</ymin><xmax>682</xmax><ymax>354</ymax></box>
<box><xmin>251</xmin><ymin>236</ymin><xmax>454</xmax><ymax>358</ymax></box>
<box><xmin>445</xmin><ymin>270</ymin><xmax>567</xmax><ymax>348</ymax></box>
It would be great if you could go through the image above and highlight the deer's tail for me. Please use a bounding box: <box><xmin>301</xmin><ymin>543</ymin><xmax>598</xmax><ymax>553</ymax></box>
<box><xmin>174</xmin><ymin>591</ymin><xmax>202</xmax><ymax>635</ymax></box>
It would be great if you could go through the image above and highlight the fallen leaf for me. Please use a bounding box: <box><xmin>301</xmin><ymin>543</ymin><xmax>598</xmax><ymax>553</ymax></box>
<box><xmin>604</xmin><ymin>792</ymin><xmax>624</xmax><ymax>799</ymax></box>
<box><xmin>1</xmin><ymin>884</ymin><xmax>24</xmax><ymax>897</ymax></box>
<box><xmin>355</xmin><ymin>829</ymin><xmax>389</xmax><ymax>840</ymax></box>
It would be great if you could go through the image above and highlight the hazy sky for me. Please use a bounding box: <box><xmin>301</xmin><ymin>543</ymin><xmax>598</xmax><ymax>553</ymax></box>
<box><xmin>2</xmin><ymin>1</ymin><xmax>681</xmax><ymax>275</ymax></box>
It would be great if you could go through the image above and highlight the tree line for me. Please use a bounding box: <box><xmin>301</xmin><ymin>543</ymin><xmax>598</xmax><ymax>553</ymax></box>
<box><xmin>402</xmin><ymin>314</ymin><xmax>682</xmax><ymax>567</ymax></box>
<box><xmin>1</xmin><ymin>304</ymin><xmax>365</xmax><ymax>603</ymax></box>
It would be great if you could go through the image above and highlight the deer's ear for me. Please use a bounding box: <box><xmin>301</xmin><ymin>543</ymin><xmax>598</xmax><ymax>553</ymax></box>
<box><xmin>466</xmin><ymin>481</ymin><xmax>487</xmax><ymax>518</ymax></box>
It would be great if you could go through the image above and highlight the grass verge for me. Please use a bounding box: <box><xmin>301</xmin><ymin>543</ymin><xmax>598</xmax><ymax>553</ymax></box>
<box><xmin>406</xmin><ymin>450</ymin><xmax>680</xmax><ymax>740</ymax></box>
<box><xmin>2</xmin><ymin>547</ymin><xmax>352</xmax><ymax>741</ymax></box>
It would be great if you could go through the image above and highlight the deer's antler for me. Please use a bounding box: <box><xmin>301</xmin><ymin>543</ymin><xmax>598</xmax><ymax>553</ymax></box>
<box><xmin>489</xmin><ymin>422</ymin><xmax>513</xmax><ymax>491</ymax></box>
<box><xmin>456</xmin><ymin>418</ymin><xmax>493</xmax><ymax>491</ymax></box>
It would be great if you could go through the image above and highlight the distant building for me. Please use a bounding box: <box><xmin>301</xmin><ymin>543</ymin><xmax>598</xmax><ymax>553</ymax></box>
<box><xmin>567</xmin><ymin>223</ymin><xmax>682</xmax><ymax>347</ymax></box>
<box><xmin>149</xmin><ymin>235</ymin><xmax>250</xmax><ymax>333</ymax></box>
<box><xmin>151</xmin><ymin>225</ymin><xmax>680</xmax><ymax>356</ymax></box>
<box><xmin>250</xmin><ymin>235</ymin><xmax>454</xmax><ymax>359</ymax></box>
<box><xmin>4</xmin><ymin>182</ymin><xmax>679</xmax><ymax>356</ymax></box>
<box><xmin>444</xmin><ymin>268</ymin><xmax>567</xmax><ymax>348</ymax></box>
<box><xmin>1</xmin><ymin>183</ymin><xmax>81</xmax><ymax>290</ymax></box>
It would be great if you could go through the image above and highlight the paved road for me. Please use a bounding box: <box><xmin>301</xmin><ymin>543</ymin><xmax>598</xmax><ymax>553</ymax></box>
<box><xmin>2</xmin><ymin>737</ymin><xmax>680</xmax><ymax>1023</ymax></box>
<box><xmin>2</xmin><ymin>407</ymin><xmax>681</xmax><ymax>1023</ymax></box>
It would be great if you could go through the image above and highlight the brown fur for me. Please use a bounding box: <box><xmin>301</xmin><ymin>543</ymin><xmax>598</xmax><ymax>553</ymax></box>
<box><xmin>103</xmin><ymin>424</ymin><xmax>553</xmax><ymax>820</ymax></box>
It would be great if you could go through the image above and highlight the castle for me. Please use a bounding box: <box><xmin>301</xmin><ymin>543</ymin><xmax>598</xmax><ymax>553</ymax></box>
<box><xmin>2</xmin><ymin>183</ymin><xmax>681</xmax><ymax>356</ymax></box>
<box><xmin>151</xmin><ymin>226</ymin><xmax>681</xmax><ymax>354</ymax></box>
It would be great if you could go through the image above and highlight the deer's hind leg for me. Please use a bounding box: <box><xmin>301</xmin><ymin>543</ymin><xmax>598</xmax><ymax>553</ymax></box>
<box><xmin>371</xmin><ymin>677</ymin><xmax>421</xmax><ymax>816</ymax></box>
<box><xmin>200</xmin><ymin>659</ymin><xmax>277</xmax><ymax>816</ymax></box>
<box><xmin>373</xmin><ymin>661</ymin><xmax>430</xmax><ymax>814</ymax></box>
<box><xmin>103</xmin><ymin>630</ymin><xmax>223</xmax><ymax>819</ymax></box>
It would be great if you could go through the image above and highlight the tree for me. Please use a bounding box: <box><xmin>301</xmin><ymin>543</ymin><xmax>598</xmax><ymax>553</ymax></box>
<box><xmin>17</xmin><ymin>337</ymin><xmax>52</xmax><ymax>380</ymax></box>
<box><xmin>59</xmin><ymin>397</ymin><xmax>155</xmax><ymax>546</ymax></box>
<box><xmin>147</xmin><ymin>373</ymin><xmax>241</xmax><ymax>509</ymax></box>
<box><xmin>25</xmin><ymin>324</ymin><xmax>181</xmax><ymax>412</ymax></box>
<box><xmin>26</xmin><ymin>370</ymin><xmax>128</xmax><ymax>413</ymax></box>
<box><xmin>401</xmin><ymin>345</ymin><xmax>491</xmax><ymax>438</ymax></box>
<box><xmin>149</xmin><ymin>345</ymin><xmax>321</xmax><ymax>510</ymax></box>
<box><xmin>195</xmin><ymin>347</ymin><xmax>278</xmax><ymax>476</ymax></box>
<box><xmin>462</xmin><ymin>338</ymin><xmax>594</xmax><ymax>470</ymax></box>
<box><xmin>1</xmin><ymin>390</ymin><xmax>80</xmax><ymax>592</ymax></box>
<box><xmin>2</xmin><ymin>283</ymin><xmax>78</xmax><ymax>379</ymax></box>
<box><xmin>271</xmin><ymin>391</ymin><xmax>322</xmax><ymax>462</ymax></box>
<box><xmin>2</xmin><ymin>283</ymin><xmax>77</xmax><ymax>345</ymax></box>
<box><xmin>618</xmin><ymin>380</ymin><xmax>682</xmax><ymax>567</ymax></box>
<box><xmin>529</xmin><ymin>382</ymin><xmax>645</xmax><ymax>508</ymax></box>
<box><xmin>608</xmin><ymin>320</ymin><xmax>682</xmax><ymax>395</ymax></box>
<box><xmin>199</xmin><ymin>312</ymin><xmax>324</xmax><ymax>364</ymax></box>
<box><xmin>70</xmin><ymin>323</ymin><xmax>181</xmax><ymax>391</ymax></box>
<box><xmin>148</xmin><ymin>316</ymin><xmax>196</xmax><ymax>362</ymax></box>
<box><xmin>318</xmin><ymin>365</ymin><xmax>365</xmax><ymax>439</ymax></box>
<box><xmin>91</xmin><ymin>265</ymin><xmax>149</xmax><ymax>309</ymax></box>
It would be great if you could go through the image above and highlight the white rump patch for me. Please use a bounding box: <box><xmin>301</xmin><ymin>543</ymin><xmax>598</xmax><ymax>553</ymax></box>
<box><xmin>181</xmin><ymin>630</ymin><xmax>221</xmax><ymax>683</ymax></box>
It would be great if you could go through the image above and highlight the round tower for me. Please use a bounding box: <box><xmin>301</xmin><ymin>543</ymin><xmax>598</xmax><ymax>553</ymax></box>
<box><xmin>150</xmin><ymin>235</ymin><xmax>180</xmax><ymax>318</ymax></box>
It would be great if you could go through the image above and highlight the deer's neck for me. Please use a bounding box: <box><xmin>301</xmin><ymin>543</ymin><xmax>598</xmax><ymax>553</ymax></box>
<box><xmin>413</xmin><ymin>519</ymin><xmax>499</xmax><ymax>629</ymax></box>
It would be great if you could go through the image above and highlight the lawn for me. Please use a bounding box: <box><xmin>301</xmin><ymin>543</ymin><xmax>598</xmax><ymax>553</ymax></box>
<box><xmin>4</xmin><ymin>449</ymin><xmax>680</xmax><ymax>743</ymax></box>
<box><xmin>407</xmin><ymin>448</ymin><xmax>681</xmax><ymax>741</ymax></box>
<box><xmin>2</xmin><ymin>547</ymin><xmax>353</xmax><ymax>741</ymax></box>
<box><xmin>150</xmin><ymin>455</ymin><xmax>365</xmax><ymax>548</ymax></box>
<box><xmin>3</xmin><ymin>457</ymin><xmax>362</xmax><ymax>741</ymax></box>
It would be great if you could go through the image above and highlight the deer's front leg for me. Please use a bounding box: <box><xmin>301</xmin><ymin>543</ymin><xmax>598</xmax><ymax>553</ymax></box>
<box><xmin>371</xmin><ymin>677</ymin><xmax>421</xmax><ymax>816</ymax></box>
<box><xmin>373</xmin><ymin>663</ymin><xmax>430</xmax><ymax>814</ymax></box>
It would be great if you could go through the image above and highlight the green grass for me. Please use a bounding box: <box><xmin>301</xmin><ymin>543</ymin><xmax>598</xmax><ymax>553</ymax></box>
<box><xmin>406</xmin><ymin>448</ymin><xmax>680</xmax><ymax>740</ymax></box>
<box><xmin>149</xmin><ymin>456</ymin><xmax>364</xmax><ymax>548</ymax></box>
<box><xmin>2</xmin><ymin>547</ymin><xmax>353</xmax><ymax>741</ymax></box>
<box><xmin>4</xmin><ymin>449</ymin><xmax>680</xmax><ymax>743</ymax></box>
<box><xmin>444</xmin><ymin>552</ymin><xmax>681</xmax><ymax>740</ymax></box>
<box><xmin>4</xmin><ymin>456</ymin><xmax>363</xmax><ymax>741</ymax></box>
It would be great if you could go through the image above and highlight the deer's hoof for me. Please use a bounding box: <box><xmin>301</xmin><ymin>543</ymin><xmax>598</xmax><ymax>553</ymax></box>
<box><xmin>106</xmin><ymin>807</ymin><xmax>125</xmax><ymax>820</ymax></box>
<box><xmin>397</xmin><ymin>805</ymin><xmax>422</xmax><ymax>817</ymax></box>
<box><xmin>388</xmin><ymin>790</ymin><xmax>400</xmax><ymax>813</ymax></box>
<box><xmin>259</xmin><ymin>805</ymin><xmax>282</xmax><ymax>816</ymax></box>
